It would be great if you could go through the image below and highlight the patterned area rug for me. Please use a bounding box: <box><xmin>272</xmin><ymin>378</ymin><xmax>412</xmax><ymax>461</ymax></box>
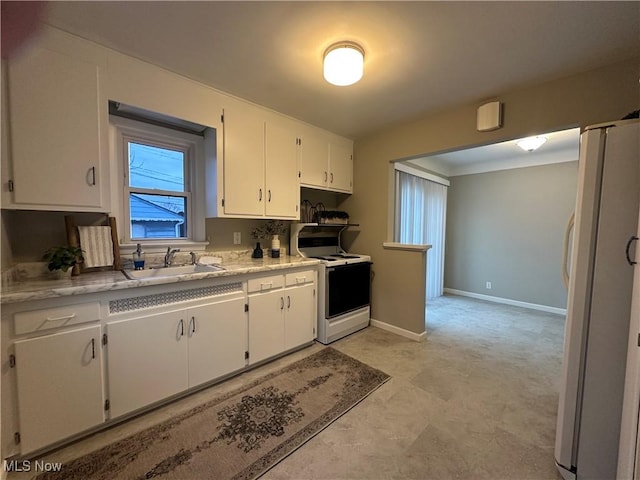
<box><xmin>37</xmin><ymin>347</ymin><xmax>390</xmax><ymax>480</ymax></box>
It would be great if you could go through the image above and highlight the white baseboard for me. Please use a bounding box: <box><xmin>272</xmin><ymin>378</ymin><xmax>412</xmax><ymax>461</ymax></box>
<box><xmin>370</xmin><ymin>318</ymin><xmax>426</xmax><ymax>342</ymax></box>
<box><xmin>443</xmin><ymin>288</ymin><xmax>567</xmax><ymax>315</ymax></box>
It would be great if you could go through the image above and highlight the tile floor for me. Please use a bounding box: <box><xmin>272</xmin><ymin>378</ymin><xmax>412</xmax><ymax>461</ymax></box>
<box><xmin>10</xmin><ymin>294</ymin><xmax>566</xmax><ymax>480</ymax></box>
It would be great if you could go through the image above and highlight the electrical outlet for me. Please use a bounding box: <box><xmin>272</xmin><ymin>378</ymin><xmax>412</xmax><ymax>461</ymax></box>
<box><xmin>233</xmin><ymin>232</ymin><xmax>241</xmax><ymax>245</ymax></box>
<box><xmin>486</xmin><ymin>281</ymin><xmax>492</xmax><ymax>289</ymax></box>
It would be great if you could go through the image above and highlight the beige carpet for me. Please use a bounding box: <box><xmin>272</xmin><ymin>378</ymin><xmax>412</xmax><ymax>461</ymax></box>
<box><xmin>36</xmin><ymin>347</ymin><xmax>389</xmax><ymax>480</ymax></box>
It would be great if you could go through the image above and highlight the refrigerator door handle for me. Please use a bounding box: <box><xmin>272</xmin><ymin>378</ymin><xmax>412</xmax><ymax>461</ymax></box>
<box><xmin>562</xmin><ymin>212</ymin><xmax>575</xmax><ymax>288</ymax></box>
<box><xmin>625</xmin><ymin>235</ymin><xmax>638</xmax><ymax>265</ymax></box>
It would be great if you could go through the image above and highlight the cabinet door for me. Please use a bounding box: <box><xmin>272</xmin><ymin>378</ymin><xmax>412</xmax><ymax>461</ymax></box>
<box><xmin>284</xmin><ymin>283</ymin><xmax>316</xmax><ymax>350</ymax></box>
<box><xmin>7</xmin><ymin>46</ymin><xmax>105</xmax><ymax>209</ymax></box>
<box><xmin>107</xmin><ymin>311</ymin><xmax>188</xmax><ymax>418</ymax></box>
<box><xmin>187</xmin><ymin>297</ymin><xmax>247</xmax><ymax>387</ymax></box>
<box><xmin>222</xmin><ymin>103</ymin><xmax>265</xmax><ymax>216</ymax></box>
<box><xmin>265</xmin><ymin>119</ymin><xmax>299</xmax><ymax>218</ymax></box>
<box><xmin>248</xmin><ymin>289</ymin><xmax>285</xmax><ymax>364</ymax></box>
<box><xmin>329</xmin><ymin>141</ymin><xmax>353</xmax><ymax>193</ymax></box>
<box><xmin>14</xmin><ymin>325</ymin><xmax>104</xmax><ymax>453</ymax></box>
<box><xmin>299</xmin><ymin>128</ymin><xmax>329</xmax><ymax>188</ymax></box>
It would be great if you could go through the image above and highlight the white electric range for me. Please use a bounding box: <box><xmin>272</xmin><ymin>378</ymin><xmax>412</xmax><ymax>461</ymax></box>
<box><xmin>290</xmin><ymin>223</ymin><xmax>372</xmax><ymax>344</ymax></box>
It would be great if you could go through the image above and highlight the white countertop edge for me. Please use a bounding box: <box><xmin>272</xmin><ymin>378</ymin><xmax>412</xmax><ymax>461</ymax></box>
<box><xmin>1</xmin><ymin>258</ymin><xmax>321</xmax><ymax>304</ymax></box>
<box><xmin>382</xmin><ymin>242</ymin><xmax>432</xmax><ymax>252</ymax></box>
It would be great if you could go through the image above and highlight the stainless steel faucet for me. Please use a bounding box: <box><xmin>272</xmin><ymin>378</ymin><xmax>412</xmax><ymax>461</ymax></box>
<box><xmin>164</xmin><ymin>247</ymin><xmax>180</xmax><ymax>267</ymax></box>
<box><xmin>190</xmin><ymin>252</ymin><xmax>197</xmax><ymax>265</ymax></box>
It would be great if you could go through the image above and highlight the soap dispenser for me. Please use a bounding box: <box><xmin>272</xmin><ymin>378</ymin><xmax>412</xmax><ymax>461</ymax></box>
<box><xmin>133</xmin><ymin>244</ymin><xmax>145</xmax><ymax>270</ymax></box>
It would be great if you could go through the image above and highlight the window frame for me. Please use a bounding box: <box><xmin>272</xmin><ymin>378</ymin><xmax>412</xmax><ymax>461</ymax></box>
<box><xmin>111</xmin><ymin>116</ymin><xmax>206</xmax><ymax>248</ymax></box>
<box><xmin>123</xmin><ymin>134</ymin><xmax>191</xmax><ymax>241</ymax></box>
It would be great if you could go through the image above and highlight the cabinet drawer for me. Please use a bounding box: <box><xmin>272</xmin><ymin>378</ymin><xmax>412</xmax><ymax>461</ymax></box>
<box><xmin>247</xmin><ymin>274</ymin><xmax>284</xmax><ymax>293</ymax></box>
<box><xmin>285</xmin><ymin>269</ymin><xmax>316</xmax><ymax>287</ymax></box>
<box><xmin>14</xmin><ymin>302</ymin><xmax>101</xmax><ymax>335</ymax></box>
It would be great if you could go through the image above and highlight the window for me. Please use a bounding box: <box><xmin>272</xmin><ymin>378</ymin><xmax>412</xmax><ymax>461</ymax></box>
<box><xmin>394</xmin><ymin>163</ymin><xmax>449</xmax><ymax>299</ymax></box>
<box><xmin>111</xmin><ymin>114</ymin><xmax>206</xmax><ymax>245</ymax></box>
<box><xmin>125</xmin><ymin>138</ymin><xmax>190</xmax><ymax>240</ymax></box>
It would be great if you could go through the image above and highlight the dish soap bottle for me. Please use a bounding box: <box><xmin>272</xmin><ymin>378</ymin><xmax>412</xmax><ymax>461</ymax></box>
<box><xmin>133</xmin><ymin>244</ymin><xmax>145</xmax><ymax>270</ymax></box>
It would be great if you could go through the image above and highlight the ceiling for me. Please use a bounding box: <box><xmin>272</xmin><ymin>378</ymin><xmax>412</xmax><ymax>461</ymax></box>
<box><xmin>406</xmin><ymin>127</ymin><xmax>580</xmax><ymax>177</ymax></box>
<box><xmin>39</xmin><ymin>1</ymin><xmax>639</xmax><ymax>140</ymax></box>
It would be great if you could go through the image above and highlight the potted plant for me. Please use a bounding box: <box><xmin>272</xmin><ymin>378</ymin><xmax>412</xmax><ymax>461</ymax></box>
<box><xmin>42</xmin><ymin>245</ymin><xmax>84</xmax><ymax>277</ymax></box>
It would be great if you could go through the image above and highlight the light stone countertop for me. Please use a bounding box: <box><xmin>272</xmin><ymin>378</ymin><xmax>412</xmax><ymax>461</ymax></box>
<box><xmin>1</xmin><ymin>256</ymin><xmax>320</xmax><ymax>305</ymax></box>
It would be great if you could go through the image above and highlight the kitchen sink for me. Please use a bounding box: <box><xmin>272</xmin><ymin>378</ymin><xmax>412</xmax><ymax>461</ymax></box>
<box><xmin>122</xmin><ymin>264</ymin><xmax>225</xmax><ymax>280</ymax></box>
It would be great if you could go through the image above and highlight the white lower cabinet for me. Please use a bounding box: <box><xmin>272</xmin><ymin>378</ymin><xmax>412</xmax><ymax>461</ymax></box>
<box><xmin>248</xmin><ymin>270</ymin><xmax>316</xmax><ymax>365</ymax></box>
<box><xmin>187</xmin><ymin>298</ymin><xmax>248</xmax><ymax>388</ymax></box>
<box><xmin>3</xmin><ymin>266</ymin><xmax>317</xmax><ymax>458</ymax></box>
<box><xmin>14</xmin><ymin>325</ymin><xmax>104</xmax><ymax>453</ymax></box>
<box><xmin>107</xmin><ymin>296</ymin><xmax>247</xmax><ymax>418</ymax></box>
<box><xmin>248</xmin><ymin>288</ymin><xmax>286</xmax><ymax>364</ymax></box>
<box><xmin>107</xmin><ymin>310</ymin><xmax>189</xmax><ymax>418</ymax></box>
<box><xmin>284</xmin><ymin>282</ymin><xmax>316</xmax><ymax>350</ymax></box>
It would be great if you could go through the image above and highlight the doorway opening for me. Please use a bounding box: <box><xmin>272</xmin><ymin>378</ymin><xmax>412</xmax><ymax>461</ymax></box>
<box><xmin>391</xmin><ymin>127</ymin><xmax>580</xmax><ymax>319</ymax></box>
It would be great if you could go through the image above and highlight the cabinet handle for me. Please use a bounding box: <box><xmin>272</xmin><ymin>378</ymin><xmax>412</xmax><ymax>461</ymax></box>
<box><xmin>268</xmin><ymin>190</ymin><xmax>272</xmax><ymax>202</ymax></box>
<box><xmin>626</xmin><ymin>236</ymin><xmax>638</xmax><ymax>265</ymax></box>
<box><xmin>45</xmin><ymin>313</ymin><xmax>76</xmax><ymax>322</ymax></box>
<box><xmin>179</xmin><ymin>319</ymin><xmax>185</xmax><ymax>337</ymax></box>
<box><xmin>287</xmin><ymin>295</ymin><xmax>291</xmax><ymax>309</ymax></box>
<box><xmin>324</xmin><ymin>171</ymin><xmax>328</xmax><ymax>182</ymax></box>
<box><xmin>190</xmin><ymin>316</ymin><xmax>196</xmax><ymax>335</ymax></box>
<box><xmin>280</xmin><ymin>297</ymin><xmax>284</xmax><ymax>310</ymax></box>
<box><xmin>259</xmin><ymin>188</ymin><xmax>262</xmax><ymax>201</ymax></box>
<box><xmin>330</xmin><ymin>173</ymin><xmax>334</xmax><ymax>184</ymax></box>
<box><xmin>260</xmin><ymin>282</ymin><xmax>273</xmax><ymax>290</ymax></box>
<box><xmin>87</xmin><ymin>166</ymin><xmax>96</xmax><ymax>186</ymax></box>
<box><xmin>91</xmin><ymin>338</ymin><xmax>95</xmax><ymax>359</ymax></box>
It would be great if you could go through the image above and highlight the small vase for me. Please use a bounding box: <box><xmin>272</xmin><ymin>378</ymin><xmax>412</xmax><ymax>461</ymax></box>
<box><xmin>270</xmin><ymin>235</ymin><xmax>280</xmax><ymax>258</ymax></box>
<box><xmin>252</xmin><ymin>242</ymin><xmax>263</xmax><ymax>259</ymax></box>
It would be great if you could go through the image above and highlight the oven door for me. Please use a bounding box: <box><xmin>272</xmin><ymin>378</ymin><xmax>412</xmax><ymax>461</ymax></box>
<box><xmin>325</xmin><ymin>262</ymin><xmax>372</xmax><ymax>319</ymax></box>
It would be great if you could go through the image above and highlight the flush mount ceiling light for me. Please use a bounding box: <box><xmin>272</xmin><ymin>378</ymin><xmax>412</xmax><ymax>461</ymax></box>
<box><xmin>323</xmin><ymin>42</ymin><xmax>364</xmax><ymax>86</ymax></box>
<box><xmin>517</xmin><ymin>135</ymin><xmax>548</xmax><ymax>152</ymax></box>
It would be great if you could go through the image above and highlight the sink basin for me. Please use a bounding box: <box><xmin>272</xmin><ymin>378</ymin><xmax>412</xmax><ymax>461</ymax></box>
<box><xmin>122</xmin><ymin>264</ymin><xmax>224</xmax><ymax>280</ymax></box>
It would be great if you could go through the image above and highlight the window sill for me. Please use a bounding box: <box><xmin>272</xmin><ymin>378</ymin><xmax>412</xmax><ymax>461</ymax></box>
<box><xmin>382</xmin><ymin>242</ymin><xmax>431</xmax><ymax>252</ymax></box>
<box><xmin>120</xmin><ymin>240</ymin><xmax>209</xmax><ymax>255</ymax></box>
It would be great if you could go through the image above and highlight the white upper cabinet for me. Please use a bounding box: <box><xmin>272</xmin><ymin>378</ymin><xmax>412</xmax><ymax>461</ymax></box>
<box><xmin>222</xmin><ymin>101</ymin><xmax>266</xmax><ymax>216</ymax></box>
<box><xmin>265</xmin><ymin>115</ymin><xmax>300</xmax><ymax>218</ymax></box>
<box><xmin>328</xmin><ymin>137</ymin><xmax>354</xmax><ymax>193</ymax></box>
<box><xmin>3</xmin><ymin>31</ymin><xmax>109</xmax><ymax>211</ymax></box>
<box><xmin>1</xmin><ymin>26</ymin><xmax>354</xmax><ymax>216</ymax></box>
<box><xmin>299</xmin><ymin>126</ymin><xmax>353</xmax><ymax>194</ymax></box>
<box><xmin>221</xmin><ymin>101</ymin><xmax>299</xmax><ymax>219</ymax></box>
<box><xmin>298</xmin><ymin>126</ymin><xmax>330</xmax><ymax>188</ymax></box>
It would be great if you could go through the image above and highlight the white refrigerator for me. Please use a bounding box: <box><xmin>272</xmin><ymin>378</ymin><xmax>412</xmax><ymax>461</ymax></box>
<box><xmin>555</xmin><ymin>119</ymin><xmax>639</xmax><ymax>480</ymax></box>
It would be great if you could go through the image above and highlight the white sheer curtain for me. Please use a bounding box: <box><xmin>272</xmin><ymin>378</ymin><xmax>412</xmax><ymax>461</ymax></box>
<box><xmin>395</xmin><ymin>169</ymin><xmax>448</xmax><ymax>299</ymax></box>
